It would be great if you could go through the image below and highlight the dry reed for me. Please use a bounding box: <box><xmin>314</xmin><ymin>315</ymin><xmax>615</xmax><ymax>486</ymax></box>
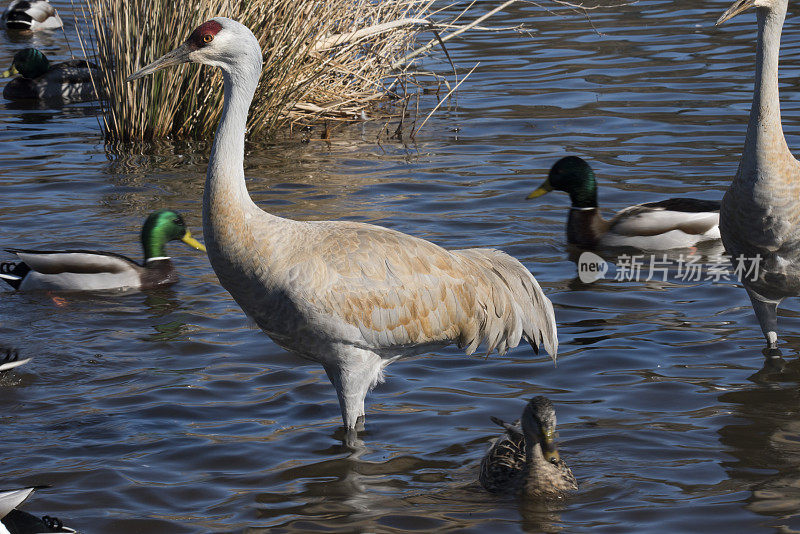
<box><xmin>79</xmin><ymin>0</ymin><xmax>634</xmax><ymax>142</ymax></box>
<box><xmin>81</xmin><ymin>0</ymin><xmax>436</xmax><ymax>141</ymax></box>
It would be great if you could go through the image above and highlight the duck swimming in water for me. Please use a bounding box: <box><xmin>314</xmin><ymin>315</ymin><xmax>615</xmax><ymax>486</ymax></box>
<box><xmin>1</xmin><ymin>0</ymin><xmax>62</xmax><ymax>31</ymax></box>
<box><xmin>480</xmin><ymin>396</ymin><xmax>577</xmax><ymax>498</ymax></box>
<box><xmin>2</xmin><ymin>48</ymin><xmax>100</xmax><ymax>103</ymax></box>
<box><xmin>528</xmin><ymin>156</ymin><xmax>721</xmax><ymax>250</ymax></box>
<box><xmin>0</xmin><ymin>209</ymin><xmax>206</xmax><ymax>292</ymax></box>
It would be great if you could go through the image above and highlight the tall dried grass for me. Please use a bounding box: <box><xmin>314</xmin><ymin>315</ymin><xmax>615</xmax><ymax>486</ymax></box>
<box><xmin>80</xmin><ymin>0</ymin><xmax>435</xmax><ymax>142</ymax></box>
<box><xmin>79</xmin><ymin>0</ymin><xmax>634</xmax><ymax>142</ymax></box>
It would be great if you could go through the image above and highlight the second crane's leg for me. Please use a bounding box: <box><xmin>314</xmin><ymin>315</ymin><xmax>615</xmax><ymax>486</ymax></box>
<box><xmin>746</xmin><ymin>287</ymin><xmax>780</xmax><ymax>351</ymax></box>
<box><xmin>324</xmin><ymin>347</ymin><xmax>384</xmax><ymax>431</ymax></box>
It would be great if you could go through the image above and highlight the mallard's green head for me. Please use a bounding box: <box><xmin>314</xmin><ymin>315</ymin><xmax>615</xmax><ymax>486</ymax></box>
<box><xmin>521</xmin><ymin>396</ymin><xmax>561</xmax><ymax>464</ymax></box>
<box><xmin>527</xmin><ymin>156</ymin><xmax>598</xmax><ymax>209</ymax></box>
<box><xmin>140</xmin><ymin>209</ymin><xmax>206</xmax><ymax>262</ymax></box>
<box><xmin>2</xmin><ymin>48</ymin><xmax>50</xmax><ymax>79</ymax></box>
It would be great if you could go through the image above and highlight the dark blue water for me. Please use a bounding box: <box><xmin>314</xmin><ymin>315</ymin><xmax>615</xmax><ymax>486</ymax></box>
<box><xmin>2</xmin><ymin>1</ymin><xmax>800</xmax><ymax>532</ymax></box>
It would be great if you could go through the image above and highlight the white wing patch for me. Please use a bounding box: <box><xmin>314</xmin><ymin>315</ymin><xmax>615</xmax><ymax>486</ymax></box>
<box><xmin>611</xmin><ymin>209</ymin><xmax>719</xmax><ymax>237</ymax></box>
<box><xmin>2</xmin><ymin>0</ymin><xmax>62</xmax><ymax>30</ymax></box>
<box><xmin>14</xmin><ymin>251</ymin><xmax>136</xmax><ymax>274</ymax></box>
<box><xmin>0</xmin><ymin>487</ymin><xmax>35</xmax><ymax>519</ymax></box>
<box><xmin>18</xmin><ymin>271</ymin><xmax>141</xmax><ymax>291</ymax></box>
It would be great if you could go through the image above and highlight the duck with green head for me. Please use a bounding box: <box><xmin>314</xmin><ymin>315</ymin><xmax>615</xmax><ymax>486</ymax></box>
<box><xmin>2</xmin><ymin>47</ymin><xmax>100</xmax><ymax>102</ymax></box>
<box><xmin>0</xmin><ymin>210</ymin><xmax>206</xmax><ymax>292</ymax></box>
<box><xmin>528</xmin><ymin>156</ymin><xmax>722</xmax><ymax>250</ymax></box>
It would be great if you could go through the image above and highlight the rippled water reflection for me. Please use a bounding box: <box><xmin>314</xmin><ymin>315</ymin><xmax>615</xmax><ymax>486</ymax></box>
<box><xmin>2</xmin><ymin>1</ymin><xmax>800</xmax><ymax>532</ymax></box>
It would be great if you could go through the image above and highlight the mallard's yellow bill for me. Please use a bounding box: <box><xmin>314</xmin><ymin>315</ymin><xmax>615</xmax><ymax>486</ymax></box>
<box><xmin>526</xmin><ymin>180</ymin><xmax>553</xmax><ymax>200</ymax></box>
<box><xmin>543</xmin><ymin>448</ymin><xmax>561</xmax><ymax>463</ymax></box>
<box><xmin>1</xmin><ymin>65</ymin><xmax>18</xmax><ymax>78</ymax></box>
<box><xmin>182</xmin><ymin>231</ymin><xmax>207</xmax><ymax>252</ymax></box>
<box><xmin>542</xmin><ymin>428</ymin><xmax>560</xmax><ymax>462</ymax></box>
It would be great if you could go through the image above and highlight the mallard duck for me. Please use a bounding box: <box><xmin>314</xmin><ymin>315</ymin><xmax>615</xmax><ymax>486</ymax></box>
<box><xmin>0</xmin><ymin>487</ymin><xmax>75</xmax><ymax>533</ymax></box>
<box><xmin>0</xmin><ymin>349</ymin><xmax>30</xmax><ymax>372</ymax></box>
<box><xmin>0</xmin><ymin>209</ymin><xmax>206</xmax><ymax>292</ymax></box>
<box><xmin>2</xmin><ymin>48</ymin><xmax>100</xmax><ymax>102</ymax></box>
<box><xmin>1</xmin><ymin>0</ymin><xmax>61</xmax><ymax>31</ymax></box>
<box><xmin>528</xmin><ymin>156</ymin><xmax>721</xmax><ymax>250</ymax></box>
<box><xmin>480</xmin><ymin>396</ymin><xmax>577</xmax><ymax>498</ymax></box>
<box><xmin>127</xmin><ymin>18</ymin><xmax>557</xmax><ymax>433</ymax></box>
<box><xmin>716</xmin><ymin>0</ymin><xmax>800</xmax><ymax>351</ymax></box>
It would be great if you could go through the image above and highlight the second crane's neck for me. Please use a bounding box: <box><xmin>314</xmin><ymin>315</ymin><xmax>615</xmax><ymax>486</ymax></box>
<box><xmin>203</xmin><ymin>53</ymin><xmax>272</xmax><ymax>250</ymax></box>
<box><xmin>739</xmin><ymin>5</ymin><xmax>792</xmax><ymax>177</ymax></box>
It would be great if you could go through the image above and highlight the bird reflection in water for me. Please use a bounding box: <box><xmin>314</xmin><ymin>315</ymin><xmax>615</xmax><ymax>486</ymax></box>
<box><xmin>141</xmin><ymin>287</ymin><xmax>191</xmax><ymax>342</ymax></box>
<box><xmin>247</xmin><ymin>432</ymin><xmax>517</xmax><ymax>532</ymax></box>
<box><xmin>244</xmin><ymin>423</ymin><xmax>572</xmax><ymax>532</ymax></box>
<box><xmin>717</xmin><ymin>363</ymin><xmax>800</xmax><ymax>526</ymax></box>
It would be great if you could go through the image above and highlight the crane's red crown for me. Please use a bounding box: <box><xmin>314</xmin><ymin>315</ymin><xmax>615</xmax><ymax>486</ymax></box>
<box><xmin>188</xmin><ymin>20</ymin><xmax>223</xmax><ymax>49</ymax></box>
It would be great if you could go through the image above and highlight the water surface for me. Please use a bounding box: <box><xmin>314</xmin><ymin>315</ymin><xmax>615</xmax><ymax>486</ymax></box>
<box><xmin>2</xmin><ymin>1</ymin><xmax>800</xmax><ymax>532</ymax></box>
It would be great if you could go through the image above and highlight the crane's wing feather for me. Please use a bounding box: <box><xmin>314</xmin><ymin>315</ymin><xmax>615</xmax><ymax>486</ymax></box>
<box><xmin>289</xmin><ymin>222</ymin><xmax>557</xmax><ymax>358</ymax></box>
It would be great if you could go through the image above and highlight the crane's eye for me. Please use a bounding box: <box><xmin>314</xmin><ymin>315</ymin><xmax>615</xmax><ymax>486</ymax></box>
<box><xmin>203</xmin><ymin>34</ymin><xmax>213</xmax><ymax>44</ymax></box>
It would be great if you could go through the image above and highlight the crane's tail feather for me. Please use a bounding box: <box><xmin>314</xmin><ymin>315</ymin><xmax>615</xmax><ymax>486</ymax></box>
<box><xmin>454</xmin><ymin>249</ymin><xmax>558</xmax><ymax>360</ymax></box>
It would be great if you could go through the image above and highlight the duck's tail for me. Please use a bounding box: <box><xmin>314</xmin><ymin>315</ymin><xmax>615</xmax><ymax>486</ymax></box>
<box><xmin>0</xmin><ymin>261</ymin><xmax>28</xmax><ymax>290</ymax></box>
<box><xmin>0</xmin><ymin>349</ymin><xmax>31</xmax><ymax>372</ymax></box>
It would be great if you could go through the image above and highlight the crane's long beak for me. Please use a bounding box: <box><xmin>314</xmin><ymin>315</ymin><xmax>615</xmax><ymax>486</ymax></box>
<box><xmin>181</xmin><ymin>230</ymin><xmax>206</xmax><ymax>252</ymax></box>
<box><xmin>716</xmin><ymin>0</ymin><xmax>757</xmax><ymax>26</ymax></box>
<box><xmin>127</xmin><ymin>42</ymin><xmax>192</xmax><ymax>82</ymax></box>
<box><xmin>526</xmin><ymin>179</ymin><xmax>553</xmax><ymax>200</ymax></box>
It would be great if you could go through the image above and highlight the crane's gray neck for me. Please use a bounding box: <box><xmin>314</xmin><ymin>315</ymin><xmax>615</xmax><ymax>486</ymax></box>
<box><xmin>202</xmin><ymin>49</ymin><xmax>270</xmax><ymax>254</ymax></box>
<box><xmin>739</xmin><ymin>4</ymin><xmax>791</xmax><ymax>176</ymax></box>
<box><xmin>204</xmin><ymin>65</ymin><xmax>258</xmax><ymax>211</ymax></box>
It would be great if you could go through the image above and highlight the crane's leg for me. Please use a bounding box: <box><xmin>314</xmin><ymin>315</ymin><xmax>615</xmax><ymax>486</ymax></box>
<box><xmin>323</xmin><ymin>347</ymin><xmax>384</xmax><ymax>431</ymax></box>
<box><xmin>746</xmin><ymin>287</ymin><xmax>780</xmax><ymax>350</ymax></box>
